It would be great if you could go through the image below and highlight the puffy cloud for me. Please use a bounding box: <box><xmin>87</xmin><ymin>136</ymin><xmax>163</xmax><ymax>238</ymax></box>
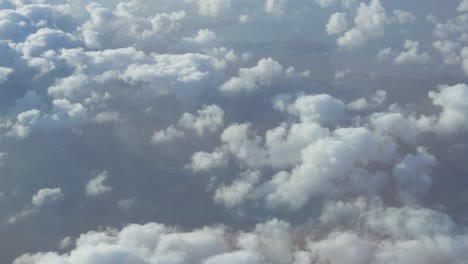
<box><xmin>81</xmin><ymin>2</ymin><xmax>186</xmax><ymax>49</ymax></box>
<box><xmin>458</xmin><ymin>0</ymin><xmax>468</xmax><ymax>13</ymax></box>
<box><xmin>219</xmin><ymin>123</ymin><xmax>268</xmax><ymax>168</ymax></box>
<box><xmin>264</xmin><ymin>127</ymin><xmax>396</xmax><ymax>210</ymax></box>
<box><xmin>187</xmin><ymin>149</ymin><xmax>228</xmax><ymax>172</ymax></box>
<box><xmin>433</xmin><ymin>40</ymin><xmax>462</xmax><ymax>65</ymax></box>
<box><xmin>219</xmin><ymin>58</ymin><xmax>283</xmax><ymax>94</ymax></box>
<box><xmin>326</xmin><ymin>12</ymin><xmax>348</xmax><ymax>35</ymax></box>
<box><xmin>290</xmin><ymin>94</ymin><xmax>345</xmax><ymax>125</ymax></box>
<box><xmin>429</xmin><ymin>83</ymin><xmax>468</xmax><ymax>133</ymax></box>
<box><xmin>85</xmin><ymin>171</ymin><xmax>112</xmax><ymax>196</ymax></box>
<box><xmin>392</xmin><ymin>9</ymin><xmax>416</xmax><ymax>24</ymax></box>
<box><xmin>219</xmin><ymin>58</ymin><xmax>308</xmax><ymax>94</ymax></box>
<box><xmin>15</xmin><ymin>28</ymin><xmax>79</xmax><ymax>58</ymax></box>
<box><xmin>337</xmin><ymin>0</ymin><xmax>388</xmax><ymax>48</ymax></box>
<box><xmin>31</xmin><ymin>187</ymin><xmax>64</xmax><ymax>207</ymax></box>
<box><xmin>0</xmin><ymin>66</ymin><xmax>13</xmax><ymax>84</ymax></box>
<box><xmin>347</xmin><ymin>89</ymin><xmax>387</xmax><ymax>111</ymax></box>
<box><xmin>394</xmin><ymin>40</ymin><xmax>431</xmax><ymax>64</ymax></box>
<box><xmin>151</xmin><ymin>126</ymin><xmax>185</xmax><ymax>145</ymax></box>
<box><xmin>178</xmin><ymin>105</ymin><xmax>224</xmax><ymax>136</ymax></box>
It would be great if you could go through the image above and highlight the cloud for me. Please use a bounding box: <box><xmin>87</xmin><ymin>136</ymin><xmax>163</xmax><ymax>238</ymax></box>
<box><xmin>394</xmin><ymin>40</ymin><xmax>431</xmax><ymax>64</ymax></box>
<box><xmin>433</xmin><ymin>40</ymin><xmax>462</xmax><ymax>65</ymax></box>
<box><xmin>265</xmin><ymin>0</ymin><xmax>288</xmax><ymax>17</ymax></box>
<box><xmin>187</xmin><ymin>148</ymin><xmax>228</xmax><ymax>172</ymax></box>
<box><xmin>188</xmin><ymin>0</ymin><xmax>232</xmax><ymax>17</ymax></box>
<box><xmin>219</xmin><ymin>58</ymin><xmax>308</xmax><ymax>94</ymax></box>
<box><xmin>429</xmin><ymin>83</ymin><xmax>468</xmax><ymax>133</ymax></box>
<box><xmin>315</xmin><ymin>0</ymin><xmax>337</xmax><ymax>8</ymax></box>
<box><xmin>1</xmin><ymin>0</ymin><xmax>468</xmax><ymax>263</ymax></box>
<box><xmin>326</xmin><ymin>12</ymin><xmax>348</xmax><ymax>35</ymax></box>
<box><xmin>151</xmin><ymin>126</ymin><xmax>185</xmax><ymax>145</ymax></box>
<box><xmin>393</xmin><ymin>148</ymin><xmax>437</xmax><ymax>204</ymax></box>
<box><xmin>337</xmin><ymin>0</ymin><xmax>388</xmax><ymax>48</ymax></box>
<box><xmin>31</xmin><ymin>188</ymin><xmax>64</xmax><ymax>207</ymax></box>
<box><xmin>0</xmin><ymin>66</ymin><xmax>13</xmax><ymax>84</ymax></box>
<box><xmin>178</xmin><ymin>105</ymin><xmax>224</xmax><ymax>136</ymax></box>
<box><xmin>85</xmin><ymin>171</ymin><xmax>112</xmax><ymax>196</ymax></box>
<box><xmin>458</xmin><ymin>0</ymin><xmax>468</xmax><ymax>13</ymax></box>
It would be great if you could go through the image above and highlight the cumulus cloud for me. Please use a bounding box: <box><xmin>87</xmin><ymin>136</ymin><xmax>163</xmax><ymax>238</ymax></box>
<box><xmin>326</xmin><ymin>12</ymin><xmax>348</xmax><ymax>35</ymax></box>
<box><xmin>337</xmin><ymin>0</ymin><xmax>388</xmax><ymax>48</ymax></box>
<box><xmin>31</xmin><ymin>188</ymin><xmax>64</xmax><ymax>207</ymax></box>
<box><xmin>219</xmin><ymin>58</ymin><xmax>309</xmax><ymax>94</ymax></box>
<box><xmin>458</xmin><ymin>0</ymin><xmax>468</xmax><ymax>13</ymax></box>
<box><xmin>85</xmin><ymin>171</ymin><xmax>112</xmax><ymax>196</ymax></box>
<box><xmin>0</xmin><ymin>66</ymin><xmax>13</xmax><ymax>84</ymax></box>
<box><xmin>152</xmin><ymin>126</ymin><xmax>185</xmax><ymax>145</ymax></box>
<box><xmin>1</xmin><ymin>0</ymin><xmax>468</xmax><ymax>263</ymax></box>
<box><xmin>187</xmin><ymin>148</ymin><xmax>228</xmax><ymax>172</ymax></box>
<box><xmin>394</xmin><ymin>40</ymin><xmax>431</xmax><ymax>64</ymax></box>
<box><xmin>429</xmin><ymin>83</ymin><xmax>468</xmax><ymax>133</ymax></box>
<box><xmin>178</xmin><ymin>105</ymin><xmax>224</xmax><ymax>136</ymax></box>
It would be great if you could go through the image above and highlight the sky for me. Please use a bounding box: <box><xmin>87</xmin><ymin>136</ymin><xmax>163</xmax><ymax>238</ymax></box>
<box><xmin>0</xmin><ymin>0</ymin><xmax>468</xmax><ymax>263</ymax></box>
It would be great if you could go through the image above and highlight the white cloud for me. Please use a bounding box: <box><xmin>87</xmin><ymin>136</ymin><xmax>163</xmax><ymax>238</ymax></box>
<box><xmin>187</xmin><ymin>148</ymin><xmax>228</xmax><ymax>172</ymax></box>
<box><xmin>337</xmin><ymin>0</ymin><xmax>388</xmax><ymax>49</ymax></box>
<box><xmin>31</xmin><ymin>187</ymin><xmax>64</xmax><ymax>207</ymax></box>
<box><xmin>429</xmin><ymin>83</ymin><xmax>468</xmax><ymax>133</ymax></box>
<box><xmin>458</xmin><ymin>0</ymin><xmax>468</xmax><ymax>13</ymax></box>
<box><xmin>394</xmin><ymin>40</ymin><xmax>431</xmax><ymax>64</ymax></box>
<box><xmin>264</xmin><ymin>127</ymin><xmax>396</xmax><ymax>210</ymax></box>
<box><xmin>291</xmin><ymin>94</ymin><xmax>345</xmax><ymax>125</ymax></box>
<box><xmin>433</xmin><ymin>40</ymin><xmax>462</xmax><ymax>65</ymax></box>
<box><xmin>0</xmin><ymin>67</ymin><xmax>13</xmax><ymax>84</ymax></box>
<box><xmin>178</xmin><ymin>105</ymin><xmax>224</xmax><ymax>136</ymax></box>
<box><xmin>151</xmin><ymin>126</ymin><xmax>185</xmax><ymax>145</ymax></box>
<box><xmin>219</xmin><ymin>58</ymin><xmax>283</xmax><ymax>94</ymax></box>
<box><xmin>326</xmin><ymin>12</ymin><xmax>348</xmax><ymax>35</ymax></box>
<box><xmin>220</xmin><ymin>123</ymin><xmax>268</xmax><ymax>168</ymax></box>
<box><xmin>392</xmin><ymin>9</ymin><xmax>416</xmax><ymax>23</ymax></box>
<box><xmin>85</xmin><ymin>171</ymin><xmax>112</xmax><ymax>196</ymax></box>
<box><xmin>81</xmin><ymin>3</ymin><xmax>186</xmax><ymax>48</ymax></box>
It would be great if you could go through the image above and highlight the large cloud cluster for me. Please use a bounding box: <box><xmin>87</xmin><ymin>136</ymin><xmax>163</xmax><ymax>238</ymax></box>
<box><xmin>0</xmin><ymin>0</ymin><xmax>468</xmax><ymax>263</ymax></box>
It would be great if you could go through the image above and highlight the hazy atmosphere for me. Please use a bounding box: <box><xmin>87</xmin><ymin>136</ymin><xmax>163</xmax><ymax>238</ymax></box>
<box><xmin>0</xmin><ymin>0</ymin><xmax>468</xmax><ymax>263</ymax></box>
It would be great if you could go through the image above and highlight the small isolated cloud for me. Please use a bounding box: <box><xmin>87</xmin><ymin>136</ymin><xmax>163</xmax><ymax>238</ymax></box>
<box><xmin>0</xmin><ymin>67</ymin><xmax>13</xmax><ymax>84</ymax></box>
<box><xmin>85</xmin><ymin>171</ymin><xmax>112</xmax><ymax>196</ymax></box>
<box><xmin>31</xmin><ymin>188</ymin><xmax>64</xmax><ymax>207</ymax></box>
